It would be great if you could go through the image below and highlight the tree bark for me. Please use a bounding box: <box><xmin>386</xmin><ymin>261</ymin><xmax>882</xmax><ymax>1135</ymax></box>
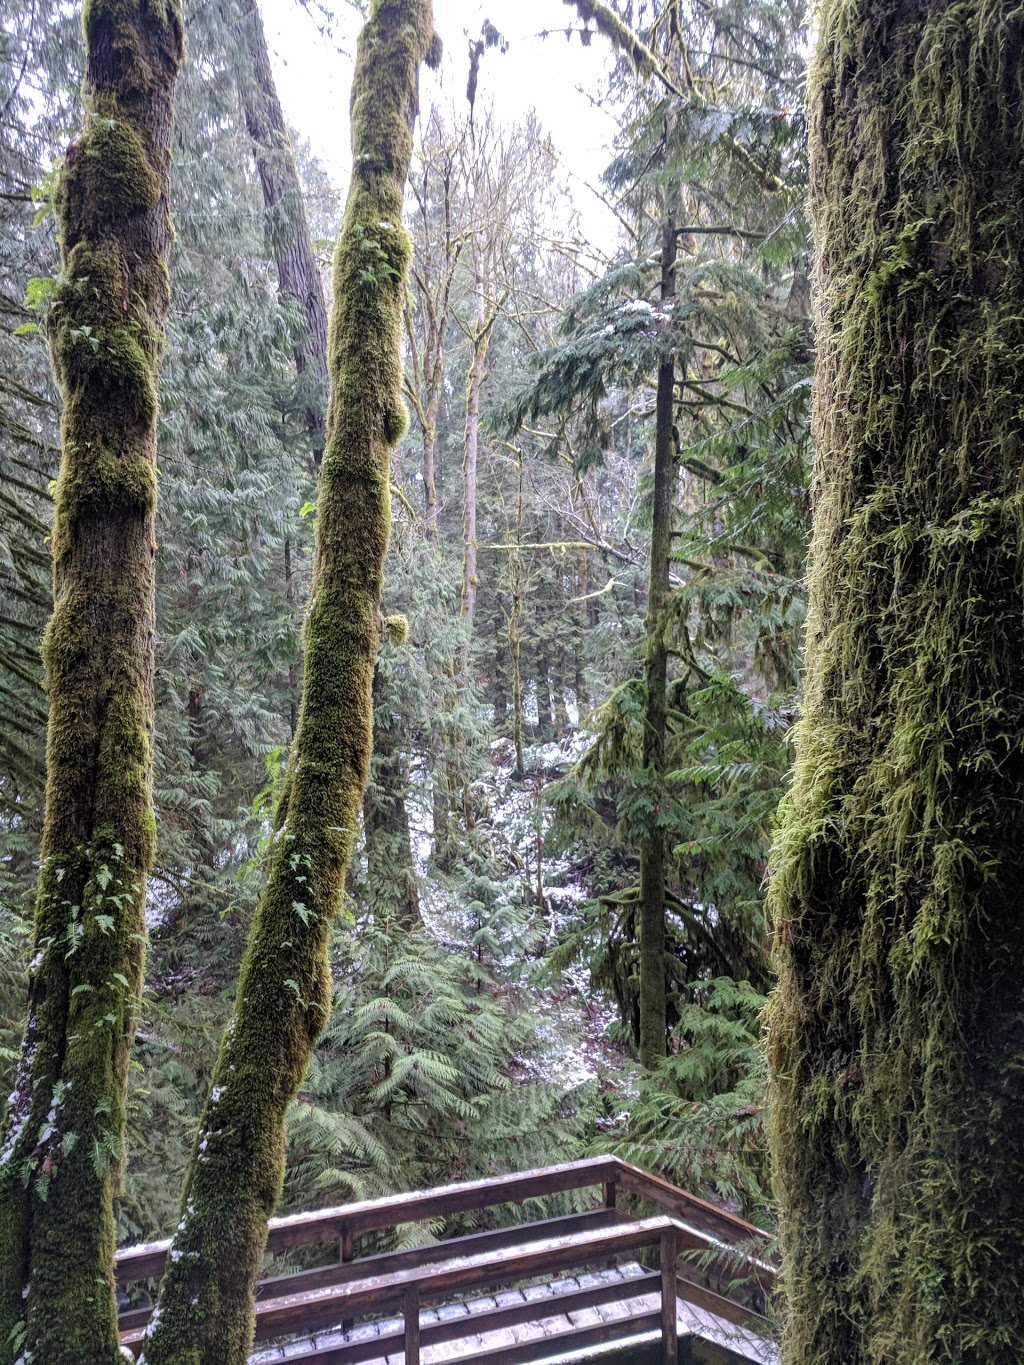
<box><xmin>0</xmin><ymin>2</ymin><xmax>184</xmax><ymax>1359</ymax></box>
<box><xmin>461</xmin><ymin>290</ymin><xmax>488</xmax><ymax>627</ymax></box>
<box><xmin>235</xmin><ymin>0</ymin><xmax>328</xmax><ymax>467</ymax></box>
<box><xmin>637</xmin><ymin>211</ymin><xmax>676</xmax><ymax>1072</ymax></box>
<box><xmin>766</xmin><ymin>4</ymin><xmax>1024</xmax><ymax>1360</ymax></box>
<box><xmin>143</xmin><ymin>5</ymin><xmax>437</xmax><ymax>1361</ymax></box>
<box><xmin>364</xmin><ymin>666</ymin><xmax>420</xmax><ymax>933</ymax></box>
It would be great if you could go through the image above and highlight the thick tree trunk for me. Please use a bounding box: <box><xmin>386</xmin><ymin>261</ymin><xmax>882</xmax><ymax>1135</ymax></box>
<box><xmin>766</xmin><ymin>4</ymin><xmax>1024</xmax><ymax>1361</ymax></box>
<box><xmin>236</xmin><ymin>0</ymin><xmax>328</xmax><ymax>466</ymax></box>
<box><xmin>637</xmin><ymin>213</ymin><xmax>676</xmax><ymax>1072</ymax></box>
<box><xmin>144</xmin><ymin>6</ymin><xmax>437</xmax><ymax>1361</ymax></box>
<box><xmin>0</xmin><ymin>2</ymin><xmax>184</xmax><ymax>1360</ymax></box>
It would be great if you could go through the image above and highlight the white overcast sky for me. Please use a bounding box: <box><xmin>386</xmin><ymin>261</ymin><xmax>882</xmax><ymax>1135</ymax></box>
<box><xmin>260</xmin><ymin>0</ymin><xmax>621</xmax><ymax>245</ymax></box>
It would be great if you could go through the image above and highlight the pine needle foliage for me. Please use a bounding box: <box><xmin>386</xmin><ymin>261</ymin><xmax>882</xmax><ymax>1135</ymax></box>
<box><xmin>521</xmin><ymin>0</ymin><xmax>810</xmax><ymax>1054</ymax></box>
<box><xmin>605</xmin><ymin>977</ymin><xmax>770</xmax><ymax>1224</ymax></box>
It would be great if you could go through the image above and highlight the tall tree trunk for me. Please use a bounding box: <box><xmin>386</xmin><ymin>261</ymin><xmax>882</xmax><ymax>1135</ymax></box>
<box><xmin>236</xmin><ymin>0</ymin><xmax>328</xmax><ymax>467</ymax></box>
<box><xmin>461</xmin><ymin>297</ymin><xmax>488</xmax><ymax>627</ymax></box>
<box><xmin>637</xmin><ymin>212</ymin><xmax>676</xmax><ymax>1072</ymax></box>
<box><xmin>144</xmin><ymin>6</ymin><xmax>437</xmax><ymax>1361</ymax></box>
<box><xmin>766</xmin><ymin>4</ymin><xmax>1024</xmax><ymax>1361</ymax></box>
<box><xmin>422</xmin><ymin>387</ymin><xmax>440</xmax><ymax>541</ymax></box>
<box><xmin>510</xmin><ymin>447</ymin><xmax>526</xmax><ymax>780</ymax></box>
<box><xmin>0</xmin><ymin>1</ymin><xmax>184</xmax><ymax>1359</ymax></box>
<box><xmin>364</xmin><ymin>666</ymin><xmax>420</xmax><ymax>932</ymax></box>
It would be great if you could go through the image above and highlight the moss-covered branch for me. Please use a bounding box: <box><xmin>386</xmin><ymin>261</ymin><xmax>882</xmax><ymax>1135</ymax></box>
<box><xmin>0</xmin><ymin>1</ymin><xmax>184</xmax><ymax>1361</ymax></box>
<box><xmin>141</xmin><ymin>3</ymin><xmax>437</xmax><ymax>1361</ymax></box>
<box><xmin>766</xmin><ymin>2</ymin><xmax>1024</xmax><ymax>1359</ymax></box>
<box><xmin>562</xmin><ymin>0</ymin><xmax>678</xmax><ymax>91</ymax></box>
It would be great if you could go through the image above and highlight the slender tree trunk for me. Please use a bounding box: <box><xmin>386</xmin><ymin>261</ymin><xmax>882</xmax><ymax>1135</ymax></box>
<box><xmin>510</xmin><ymin>449</ymin><xmax>526</xmax><ymax>780</ymax></box>
<box><xmin>422</xmin><ymin>386</ymin><xmax>440</xmax><ymax>542</ymax></box>
<box><xmin>575</xmin><ymin>542</ymin><xmax>590</xmax><ymax>713</ymax></box>
<box><xmin>364</xmin><ymin>666</ymin><xmax>420</xmax><ymax>932</ymax></box>
<box><xmin>535</xmin><ymin>639</ymin><xmax>554</xmax><ymax>741</ymax></box>
<box><xmin>236</xmin><ymin>0</ymin><xmax>328</xmax><ymax>466</ymax></box>
<box><xmin>0</xmin><ymin>2</ymin><xmax>183</xmax><ymax>1359</ymax></box>
<box><xmin>766</xmin><ymin>4</ymin><xmax>1024</xmax><ymax>1361</ymax></box>
<box><xmin>461</xmin><ymin>297</ymin><xmax>488</xmax><ymax>627</ymax></box>
<box><xmin>144</xmin><ymin>7</ymin><xmax>437</xmax><ymax>1361</ymax></box>
<box><xmin>638</xmin><ymin>212</ymin><xmax>676</xmax><ymax>1072</ymax></box>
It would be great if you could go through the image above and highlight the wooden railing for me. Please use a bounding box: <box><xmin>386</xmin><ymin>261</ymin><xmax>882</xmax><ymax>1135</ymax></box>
<box><xmin>117</xmin><ymin>1156</ymin><xmax>775</xmax><ymax>1363</ymax></box>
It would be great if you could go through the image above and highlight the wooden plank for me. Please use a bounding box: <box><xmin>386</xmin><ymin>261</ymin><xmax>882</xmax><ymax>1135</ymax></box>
<box><xmin>404</xmin><ymin>1286</ymin><xmax>420</xmax><ymax>1365</ymax></box>
<box><xmin>615</xmin><ymin>1162</ymin><xmax>775</xmax><ymax>1274</ymax></box>
<box><xmin>254</xmin><ymin>1273</ymin><xmax>662</xmax><ymax>1365</ymax></box>
<box><xmin>121</xmin><ymin>1218</ymin><xmax>727</xmax><ymax>1352</ymax></box>
<box><xmin>257</xmin><ymin>1208</ymin><xmax>626</xmax><ymax>1301</ymax></box>
<box><xmin>445</xmin><ymin>1311</ymin><xmax>663</xmax><ymax>1365</ymax></box>
<box><xmin>660</xmin><ymin>1226</ymin><xmax>678</xmax><ymax>1365</ymax></box>
<box><xmin>115</xmin><ymin>1155</ymin><xmax>619</xmax><ymax>1284</ymax></box>
<box><xmin>272</xmin><ymin>1156</ymin><xmax>620</xmax><ymax>1248</ymax></box>
<box><xmin>675</xmin><ymin>1273</ymin><xmax>773</xmax><ymax>1334</ymax></box>
<box><xmin>251</xmin><ymin>1217</ymin><xmax>679</xmax><ymax>1339</ymax></box>
<box><xmin>117</xmin><ymin>1209</ymin><xmax>628</xmax><ymax>1335</ymax></box>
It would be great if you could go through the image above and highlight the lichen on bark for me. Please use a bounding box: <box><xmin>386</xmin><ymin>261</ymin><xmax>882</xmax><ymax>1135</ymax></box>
<box><xmin>765</xmin><ymin>2</ymin><xmax>1024</xmax><ymax>1361</ymax></box>
<box><xmin>141</xmin><ymin>4</ymin><xmax>438</xmax><ymax>1362</ymax></box>
<box><xmin>0</xmin><ymin>0</ymin><xmax>183</xmax><ymax>1361</ymax></box>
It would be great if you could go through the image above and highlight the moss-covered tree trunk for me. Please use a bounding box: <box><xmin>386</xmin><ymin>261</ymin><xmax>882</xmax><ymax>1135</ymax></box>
<box><xmin>766</xmin><ymin>4</ymin><xmax>1024</xmax><ymax>1361</ymax></box>
<box><xmin>637</xmin><ymin>213</ymin><xmax>676</xmax><ymax>1072</ymax></box>
<box><xmin>0</xmin><ymin>2</ymin><xmax>183</xmax><ymax>1360</ymax></box>
<box><xmin>142</xmin><ymin>5</ymin><xmax>437</xmax><ymax>1362</ymax></box>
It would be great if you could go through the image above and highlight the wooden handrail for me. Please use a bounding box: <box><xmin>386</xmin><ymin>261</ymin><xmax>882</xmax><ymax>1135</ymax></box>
<box><xmin>118</xmin><ymin>1156</ymin><xmax>777</xmax><ymax>1365</ymax></box>
<box><xmin>115</xmin><ymin>1154</ymin><xmax>622</xmax><ymax>1284</ymax></box>
<box><xmin>121</xmin><ymin>1214</ymin><xmax>721</xmax><ymax>1362</ymax></box>
<box><xmin>116</xmin><ymin>1207</ymin><xmax>626</xmax><ymax>1334</ymax></box>
<box><xmin>614</xmin><ymin>1159</ymin><xmax>777</xmax><ymax>1291</ymax></box>
<box><xmin>115</xmin><ymin>1154</ymin><xmax>775</xmax><ymax>1286</ymax></box>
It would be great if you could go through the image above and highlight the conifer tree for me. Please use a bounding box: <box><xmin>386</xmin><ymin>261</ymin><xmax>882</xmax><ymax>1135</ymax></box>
<box><xmin>637</xmin><ymin>207</ymin><xmax>676</xmax><ymax>1069</ymax></box>
<box><xmin>766</xmin><ymin>3</ymin><xmax>1024</xmax><ymax>1360</ymax></box>
<box><xmin>142</xmin><ymin>4</ymin><xmax>439</xmax><ymax>1361</ymax></box>
<box><xmin>234</xmin><ymin>0</ymin><xmax>328</xmax><ymax>466</ymax></box>
<box><xmin>0</xmin><ymin>0</ymin><xmax>184</xmax><ymax>1359</ymax></box>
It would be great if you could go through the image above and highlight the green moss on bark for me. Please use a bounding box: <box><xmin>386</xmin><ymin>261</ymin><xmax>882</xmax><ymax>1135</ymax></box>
<box><xmin>0</xmin><ymin>1</ymin><xmax>182</xmax><ymax>1361</ymax></box>
<box><xmin>765</xmin><ymin>3</ymin><xmax>1024</xmax><ymax>1361</ymax></box>
<box><xmin>141</xmin><ymin>4</ymin><xmax>437</xmax><ymax>1362</ymax></box>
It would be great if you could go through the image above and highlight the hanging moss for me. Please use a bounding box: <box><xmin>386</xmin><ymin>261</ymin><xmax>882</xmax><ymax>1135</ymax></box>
<box><xmin>141</xmin><ymin>4</ymin><xmax>439</xmax><ymax>1362</ymax></box>
<box><xmin>765</xmin><ymin>2</ymin><xmax>1024</xmax><ymax>1361</ymax></box>
<box><xmin>0</xmin><ymin>1</ymin><xmax>183</xmax><ymax>1363</ymax></box>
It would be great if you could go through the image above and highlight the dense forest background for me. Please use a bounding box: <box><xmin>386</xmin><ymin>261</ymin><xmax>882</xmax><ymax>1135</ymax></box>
<box><xmin>0</xmin><ymin>0</ymin><xmax>808</xmax><ymax>1250</ymax></box>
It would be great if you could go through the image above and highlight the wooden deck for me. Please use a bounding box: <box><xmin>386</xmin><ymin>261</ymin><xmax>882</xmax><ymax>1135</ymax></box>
<box><xmin>116</xmin><ymin>1156</ymin><xmax>778</xmax><ymax>1364</ymax></box>
<box><xmin>249</xmin><ymin>1263</ymin><xmax>776</xmax><ymax>1365</ymax></box>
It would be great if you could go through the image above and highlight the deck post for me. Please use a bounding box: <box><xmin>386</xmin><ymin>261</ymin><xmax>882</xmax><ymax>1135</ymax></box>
<box><xmin>340</xmin><ymin>1225</ymin><xmax>354</xmax><ymax>1333</ymax></box>
<box><xmin>603</xmin><ymin>1177</ymin><xmax>618</xmax><ymax>1210</ymax></box>
<box><xmin>404</xmin><ymin>1285</ymin><xmax>421</xmax><ymax>1364</ymax></box>
<box><xmin>660</xmin><ymin>1225</ymin><xmax>678</xmax><ymax>1365</ymax></box>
